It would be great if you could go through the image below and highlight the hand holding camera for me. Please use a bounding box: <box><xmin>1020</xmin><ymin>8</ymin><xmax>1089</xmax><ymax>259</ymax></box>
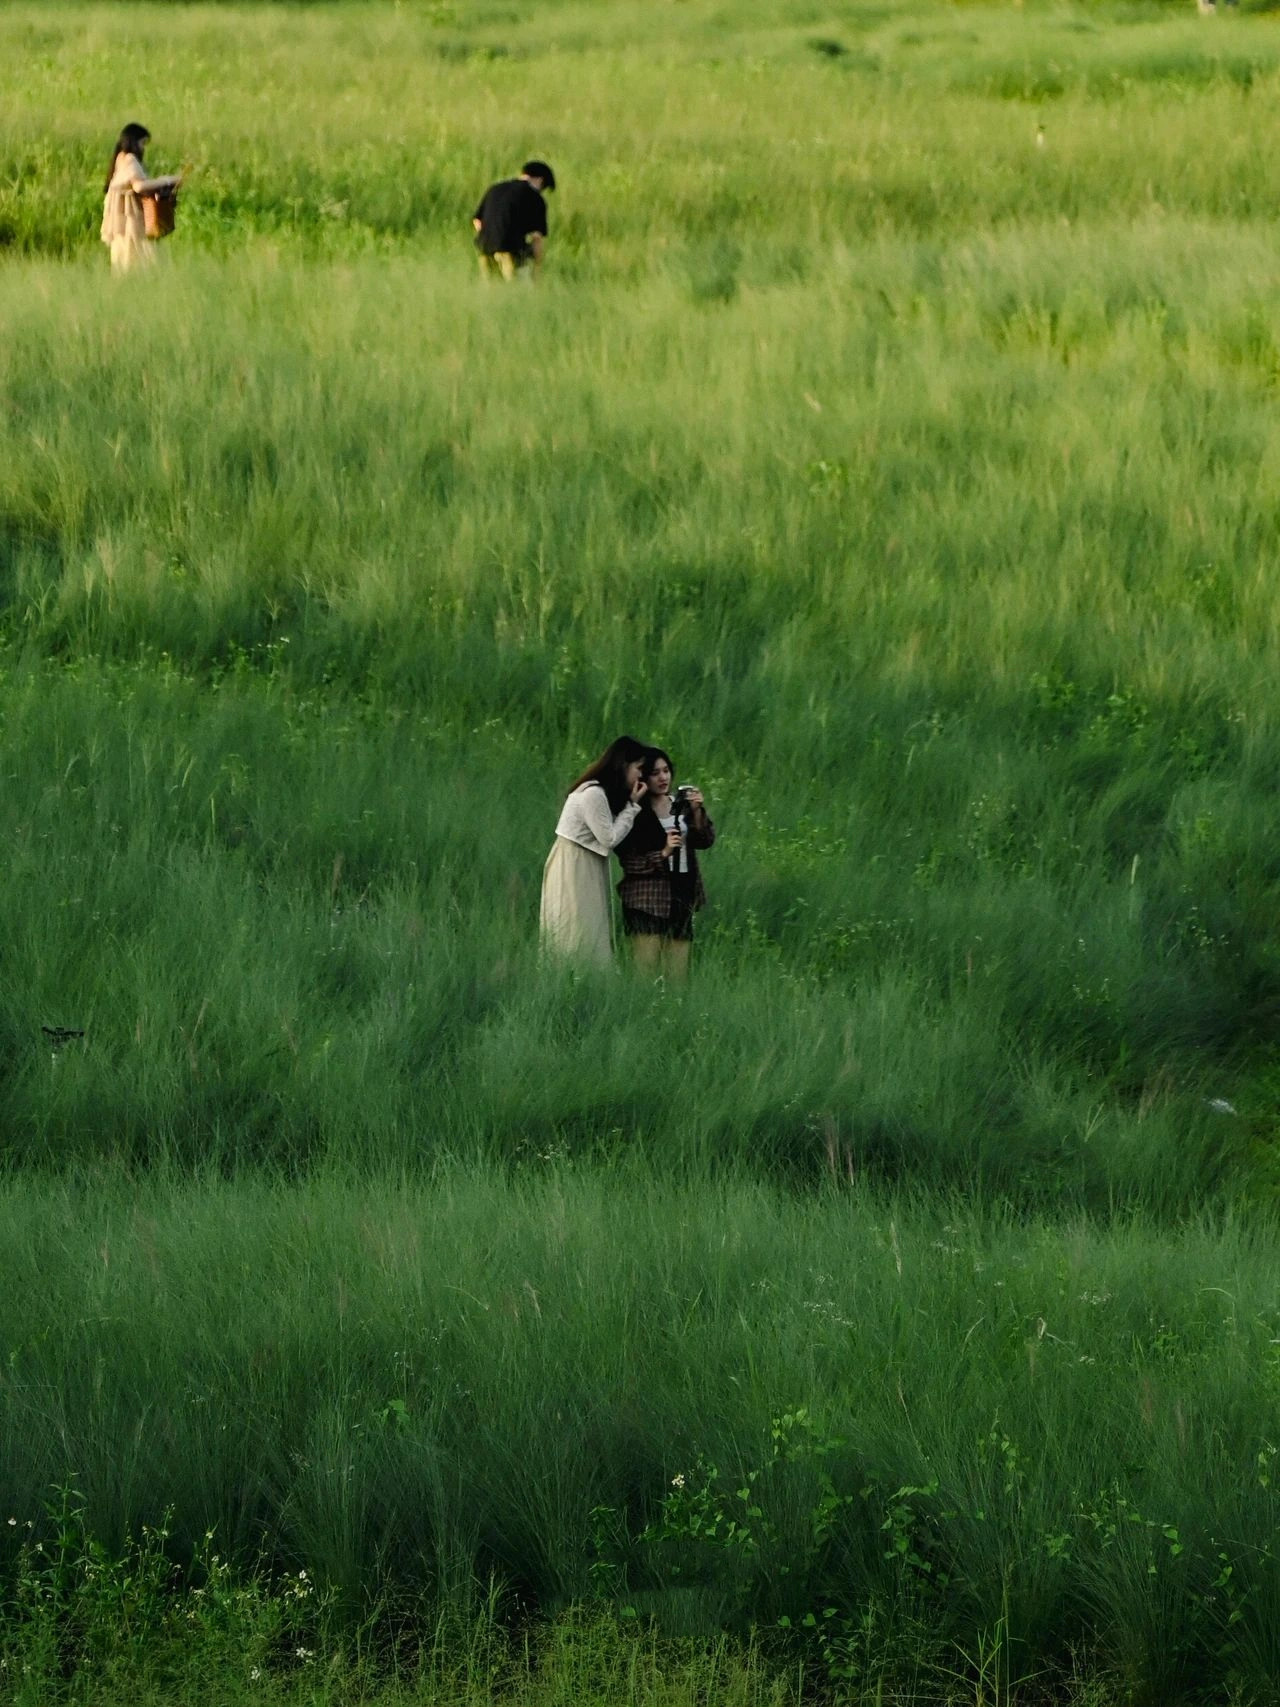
<box><xmin>673</xmin><ymin>784</ymin><xmax>703</xmax><ymax>825</ymax></box>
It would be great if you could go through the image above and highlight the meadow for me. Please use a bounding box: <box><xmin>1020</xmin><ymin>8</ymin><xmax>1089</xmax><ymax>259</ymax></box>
<box><xmin>3</xmin><ymin>0</ymin><xmax>1280</xmax><ymax>1700</ymax></box>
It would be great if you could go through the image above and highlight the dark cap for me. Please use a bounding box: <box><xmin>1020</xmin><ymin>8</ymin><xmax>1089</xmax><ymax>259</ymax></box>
<box><xmin>521</xmin><ymin>160</ymin><xmax>556</xmax><ymax>191</ymax></box>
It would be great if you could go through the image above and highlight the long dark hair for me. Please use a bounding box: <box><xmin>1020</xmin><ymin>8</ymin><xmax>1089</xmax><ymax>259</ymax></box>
<box><xmin>566</xmin><ymin>735</ymin><xmax>648</xmax><ymax>815</ymax></box>
<box><xmin>619</xmin><ymin>747</ymin><xmax>675</xmax><ymax>855</ymax></box>
<box><xmin>105</xmin><ymin>123</ymin><xmax>150</xmax><ymax>194</ymax></box>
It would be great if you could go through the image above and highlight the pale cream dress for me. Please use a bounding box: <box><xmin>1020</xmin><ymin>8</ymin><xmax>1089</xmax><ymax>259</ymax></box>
<box><xmin>101</xmin><ymin>152</ymin><xmax>154</xmax><ymax>273</ymax></box>
<box><xmin>540</xmin><ymin>783</ymin><xmax>641</xmax><ymax>968</ymax></box>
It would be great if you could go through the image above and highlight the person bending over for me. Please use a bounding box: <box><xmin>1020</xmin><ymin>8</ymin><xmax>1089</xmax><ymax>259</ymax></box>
<box><xmin>540</xmin><ymin>736</ymin><xmax>649</xmax><ymax>968</ymax></box>
<box><xmin>616</xmin><ymin>748</ymin><xmax>715</xmax><ymax>981</ymax></box>
<box><xmin>472</xmin><ymin>160</ymin><xmax>555</xmax><ymax>280</ymax></box>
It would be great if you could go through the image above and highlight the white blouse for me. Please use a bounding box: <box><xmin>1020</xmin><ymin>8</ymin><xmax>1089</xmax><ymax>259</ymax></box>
<box><xmin>101</xmin><ymin>151</ymin><xmax>147</xmax><ymax>247</ymax></box>
<box><xmin>553</xmin><ymin>783</ymin><xmax>640</xmax><ymax>858</ymax></box>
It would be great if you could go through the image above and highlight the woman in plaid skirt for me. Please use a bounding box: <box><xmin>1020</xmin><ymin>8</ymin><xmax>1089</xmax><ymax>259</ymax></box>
<box><xmin>616</xmin><ymin>749</ymin><xmax>716</xmax><ymax>980</ymax></box>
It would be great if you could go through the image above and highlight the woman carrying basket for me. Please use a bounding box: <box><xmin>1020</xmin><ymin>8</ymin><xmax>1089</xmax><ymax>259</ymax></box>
<box><xmin>101</xmin><ymin>123</ymin><xmax>180</xmax><ymax>272</ymax></box>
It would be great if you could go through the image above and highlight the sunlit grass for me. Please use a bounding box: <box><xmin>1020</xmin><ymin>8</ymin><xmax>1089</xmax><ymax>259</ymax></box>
<box><xmin>4</xmin><ymin>1</ymin><xmax>1280</xmax><ymax>1699</ymax></box>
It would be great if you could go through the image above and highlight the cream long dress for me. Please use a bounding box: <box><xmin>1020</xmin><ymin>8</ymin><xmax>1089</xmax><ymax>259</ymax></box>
<box><xmin>540</xmin><ymin>783</ymin><xmax>641</xmax><ymax>968</ymax></box>
<box><xmin>101</xmin><ymin>152</ymin><xmax>154</xmax><ymax>273</ymax></box>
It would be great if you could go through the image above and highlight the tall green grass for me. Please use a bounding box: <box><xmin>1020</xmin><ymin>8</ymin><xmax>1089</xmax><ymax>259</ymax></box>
<box><xmin>3</xmin><ymin>227</ymin><xmax>1280</xmax><ymax>1175</ymax></box>
<box><xmin>4</xmin><ymin>1</ymin><xmax>1280</xmax><ymax>1698</ymax></box>
<box><xmin>0</xmin><ymin>650</ymin><xmax>1256</xmax><ymax>1197</ymax></box>
<box><xmin>2</xmin><ymin>1</ymin><xmax>1276</xmax><ymax>257</ymax></box>
<box><xmin>5</xmin><ymin>1168</ymin><xmax>1280</xmax><ymax>1698</ymax></box>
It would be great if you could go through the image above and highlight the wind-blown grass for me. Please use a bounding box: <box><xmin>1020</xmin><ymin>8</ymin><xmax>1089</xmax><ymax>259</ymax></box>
<box><xmin>4</xmin><ymin>1167</ymin><xmax>1280</xmax><ymax>1698</ymax></box>
<box><xmin>0</xmin><ymin>650</ymin><xmax>1256</xmax><ymax>1197</ymax></box>
<box><xmin>2</xmin><ymin>226</ymin><xmax>1280</xmax><ymax>1174</ymax></box>
<box><xmin>4</xmin><ymin>1</ymin><xmax>1280</xmax><ymax>1699</ymax></box>
<box><xmin>1</xmin><ymin>1</ymin><xmax>1276</xmax><ymax>258</ymax></box>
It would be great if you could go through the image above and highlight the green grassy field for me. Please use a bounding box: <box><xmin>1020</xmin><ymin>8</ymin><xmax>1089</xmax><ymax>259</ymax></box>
<box><xmin>4</xmin><ymin>0</ymin><xmax>1280</xmax><ymax>1701</ymax></box>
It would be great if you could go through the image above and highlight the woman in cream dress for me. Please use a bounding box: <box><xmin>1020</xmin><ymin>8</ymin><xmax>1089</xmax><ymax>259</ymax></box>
<box><xmin>101</xmin><ymin>123</ymin><xmax>177</xmax><ymax>272</ymax></box>
<box><xmin>540</xmin><ymin>737</ymin><xmax>649</xmax><ymax>968</ymax></box>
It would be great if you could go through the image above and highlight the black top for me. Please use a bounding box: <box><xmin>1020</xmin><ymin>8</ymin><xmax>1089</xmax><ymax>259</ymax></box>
<box><xmin>473</xmin><ymin>178</ymin><xmax>548</xmax><ymax>256</ymax></box>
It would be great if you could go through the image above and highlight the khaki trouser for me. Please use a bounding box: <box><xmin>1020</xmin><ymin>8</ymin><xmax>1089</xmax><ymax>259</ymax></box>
<box><xmin>478</xmin><ymin>251</ymin><xmax>529</xmax><ymax>281</ymax></box>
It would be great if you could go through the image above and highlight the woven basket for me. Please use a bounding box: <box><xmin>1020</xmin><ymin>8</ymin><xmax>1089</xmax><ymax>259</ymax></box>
<box><xmin>142</xmin><ymin>191</ymin><xmax>177</xmax><ymax>240</ymax></box>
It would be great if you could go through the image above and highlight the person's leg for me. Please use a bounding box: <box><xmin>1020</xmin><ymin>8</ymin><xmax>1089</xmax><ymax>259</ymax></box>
<box><xmin>664</xmin><ymin>940</ymin><xmax>691</xmax><ymax>982</ymax></box>
<box><xmin>662</xmin><ymin>895</ymin><xmax>694</xmax><ymax>981</ymax></box>
<box><xmin>495</xmin><ymin>252</ymin><xmax>518</xmax><ymax>281</ymax></box>
<box><xmin>630</xmin><ymin>933</ymin><xmax>663</xmax><ymax>974</ymax></box>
